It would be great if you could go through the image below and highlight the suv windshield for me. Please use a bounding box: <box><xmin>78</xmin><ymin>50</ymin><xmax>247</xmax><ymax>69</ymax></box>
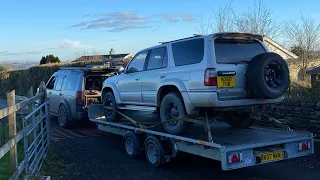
<box><xmin>214</xmin><ymin>39</ymin><xmax>266</xmax><ymax>63</ymax></box>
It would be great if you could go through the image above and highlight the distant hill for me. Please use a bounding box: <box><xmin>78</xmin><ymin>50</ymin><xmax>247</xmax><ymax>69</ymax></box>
<box><xmin>0</xmin><ymin>61</ymin><xmax>38</xmax><ymax>70</ymax></box>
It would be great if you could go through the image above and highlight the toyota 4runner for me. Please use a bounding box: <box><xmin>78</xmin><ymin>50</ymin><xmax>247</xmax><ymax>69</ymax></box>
<box><xmin>101</xmin><ymin>32</ymin><xmax>289</xmax><ymax>134</ymax></box>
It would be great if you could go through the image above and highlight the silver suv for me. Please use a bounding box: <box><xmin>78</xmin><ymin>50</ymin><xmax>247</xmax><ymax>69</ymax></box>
<box><xmin>102</xmin><ymin>33</ymin><xmax>289</xmax><ymax>134</ymax></box>
<box><xmin>45</xmin><ymin>65</ymin><xmax>115</xmax><ymax>128</ymax></box>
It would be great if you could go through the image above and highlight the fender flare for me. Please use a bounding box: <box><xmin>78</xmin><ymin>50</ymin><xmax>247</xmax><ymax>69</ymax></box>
<box><xmin>101</xmin><ymin>83</ymin><xmax>121</xmax><ymax>104</ymax></box>
<box><xmin>156</xmin><ymin>78</ymin><xmax>187</xmax><ymax>106</ymax></box>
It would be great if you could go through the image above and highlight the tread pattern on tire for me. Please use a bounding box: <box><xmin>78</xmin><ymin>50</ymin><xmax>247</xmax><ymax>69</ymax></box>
<box><xmin>247</xmin><ymin>52</ymin><xmax>289</xmax><ymax>99</ymax></box>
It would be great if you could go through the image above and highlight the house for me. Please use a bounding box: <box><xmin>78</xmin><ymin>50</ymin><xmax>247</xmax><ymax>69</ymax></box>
<box><xmin>307</xmin><ymin>66</ymin><xmax>320</xmax><ymax>88</ymax></box>
<box><xmin>263</xmin><ymin>36</ymin><xmax>302</xmax><ymax>80</ymax></box>
<box><xmin>263</xmin><ymin>36</ymin><xmax>298</xmax><ymax>60</ymax></box>
<box><xmin>73</xmin><ymin>48</ymin><xmax>133</xmax><ymax>63</ymax></box>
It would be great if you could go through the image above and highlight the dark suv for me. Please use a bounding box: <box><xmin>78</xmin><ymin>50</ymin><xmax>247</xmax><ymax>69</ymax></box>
<box><xmin>45</xmin><ymin>65</ymin><xmax>115</xmax><ymax>128</ymax></box>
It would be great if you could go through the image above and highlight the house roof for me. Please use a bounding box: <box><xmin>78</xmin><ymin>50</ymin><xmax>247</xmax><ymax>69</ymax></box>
<box><xmin>263</xmin><ymin>36</ymin><xmax>298</xmax><ymax>59</ymax></box>
<box><xmin>307</xmin><ymin>66</ymin><xmax>320</xmax><ymax>74</ymax></box>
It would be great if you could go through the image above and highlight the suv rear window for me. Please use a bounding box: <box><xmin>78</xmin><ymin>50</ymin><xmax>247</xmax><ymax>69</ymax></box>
<box><xmin>214</xmin><ymin>39</ymin><xmax>266</xmax><ymax>63</ymax></box>
<box><xmin>172</xmin><ymin>38</ymin><xmax>204</xmax><ymax>66</ymax></box>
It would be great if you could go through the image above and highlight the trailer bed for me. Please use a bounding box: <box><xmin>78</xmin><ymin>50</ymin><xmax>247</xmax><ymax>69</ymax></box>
<box><xmin>88</xmin><ymin>104</ymin><xmax>314</xmax><ymax>170</ymax></box>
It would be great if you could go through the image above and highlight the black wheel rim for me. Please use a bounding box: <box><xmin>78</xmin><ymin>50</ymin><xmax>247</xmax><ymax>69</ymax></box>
<box><xmin>59</xmin><ymin>107</ymin><xmax>66</xmax><ymax>126</ymax></box>
<box><xmin>165</xmin><ymin>103</ymin><xmax>179</xmax><ymax>126</ymax></box>
<box><xmin>104</xmin><ymin>97</ymin><xmax>114</xmax><ymax>118</ymax></box>
<box><xmin>264</xmin><ymin>62</ymin><xmax>283</xmax><ymax>89</ymax></box>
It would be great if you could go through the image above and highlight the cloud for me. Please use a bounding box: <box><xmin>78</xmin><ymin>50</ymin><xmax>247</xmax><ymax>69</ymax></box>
<box><xmin>158</xmin><ymin>13</ymin><xmax>197</xmax><ymax>23</ymax></box>
<box><xmin>0</xmin><ymin>51</ymin><xmax>8</xmax><ymax>54</ymax></box>
<box><xmin>71</xmin><ymin>22</ymin><xmax>88</xmax><ymax>27</ymax></box>
<box><xmin>62</xmin><ymin>39</ymin><xmax>93</xmax><ymax>48</ymax></box>
<box><xmin>71</xmin><ymin>12</ymin><xmax>196</xmax><ymax>32</ymax></box>
<box><xmin>0</xmin><ymin>51</ymin><xmax>41</xmax><ymax>56</ymax></box>
<box><xmin>26</xmin><ymin>51</ymin><xmax>41</xmax><ymax>55</ymax></box>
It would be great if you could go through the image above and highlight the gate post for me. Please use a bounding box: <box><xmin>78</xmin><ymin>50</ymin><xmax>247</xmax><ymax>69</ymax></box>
<box><xmin>7</xmin><ymin>90</ymin><xmax>18</xmax><ymax>171</ymax></box>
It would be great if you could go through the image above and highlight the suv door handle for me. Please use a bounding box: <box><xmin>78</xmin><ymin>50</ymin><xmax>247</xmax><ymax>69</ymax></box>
<box><xmin>135</xmin><ymin>78</ymin><xmax>140</xmax><ymax>81</ymax></box>
<box><xmin>160</xmin><ymin>75</ymin><xmax>165</xmax><ymax>79</ymax></box>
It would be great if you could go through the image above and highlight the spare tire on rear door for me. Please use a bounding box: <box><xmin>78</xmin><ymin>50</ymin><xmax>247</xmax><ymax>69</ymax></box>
<box><xmin>247</xmin><ymin>52</ymin><xmax>289</xmax><ymax>99</ymax></box>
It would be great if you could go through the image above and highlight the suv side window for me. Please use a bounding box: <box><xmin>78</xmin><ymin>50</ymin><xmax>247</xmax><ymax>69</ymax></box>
<box><xmin>126</xmin><ymin>51</ymin><xmax>148</xmax><ymax>73</ymax></box>
<box><xmin>147</xmin><ymin>47</ymin><xmax>167</xmax><ymax>70</ymax></box>
<box><xmin>64</xmin><ymin>72</ymin><xmax>80</xmax><ymax>91</ymax></box>
<box><xmin>54</xmin><ymin>76</ymin><xmax>65</xmax><ymax>91</ymax></box>
<box><xmin>46</xmin><ymin>76</ymin><xmax>56</xmax><ymax>89</ymax></box>
<box><xmin>172</xmin><ymin>38</ymin><xmax>204</xmax><ymax>66</ymax></box>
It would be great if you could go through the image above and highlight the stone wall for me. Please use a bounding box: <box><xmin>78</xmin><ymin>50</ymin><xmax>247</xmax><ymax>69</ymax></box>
<box><xmin>262</xmin><ymin>101</ymin><xmax>320</xmax><ymax>135</ymax></box>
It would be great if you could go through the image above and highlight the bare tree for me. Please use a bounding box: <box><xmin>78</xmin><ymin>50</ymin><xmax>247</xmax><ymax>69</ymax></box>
<box><xmin>283</xmin><ymin>15</ymin><xmax>320</xmax><ymax>78</ymax></box>
<box><xmin>235</xmin><ymin>0</ymin><xmax>280</xmax><ymax>38</ymax></box>
<box><xmin>213</xmin><ymin>2</ymin><xmax>235</xmax><ymax>32</ymax></box>
<box><xmin>195</xmin><ymin>17</ymin><xmax>213</xmax><ymax>34</ymax></box>
<box><xmin>195</xmin><ymin>0</ymin><xmax>280</xmax><ymax>38</ymax></box>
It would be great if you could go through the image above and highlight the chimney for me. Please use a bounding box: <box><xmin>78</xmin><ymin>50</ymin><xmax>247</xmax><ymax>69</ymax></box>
<box><xmin>109</xmin><ymin>48</ymin><xmax>115</xmax><ymax>55</ymax></box>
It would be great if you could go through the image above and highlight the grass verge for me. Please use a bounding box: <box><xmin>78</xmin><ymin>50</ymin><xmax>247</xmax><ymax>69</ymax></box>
<box><xmin>40</xmin><ymin>142</ymin><xmax>76</xmax><ymax>179</ymax></box>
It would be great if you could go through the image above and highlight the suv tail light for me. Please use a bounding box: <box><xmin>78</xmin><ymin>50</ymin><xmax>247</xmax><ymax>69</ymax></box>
<box><xmin>204</xmin><ymin>68</ymin><xmax>217</xmax><ymax>86</ymax></box>
<box><xmin>76</xmin><ymin>91</ymin><xmax>84</xmax><ymax>106</ymax></box>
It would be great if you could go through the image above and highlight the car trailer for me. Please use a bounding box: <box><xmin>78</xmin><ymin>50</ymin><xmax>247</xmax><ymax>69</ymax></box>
<box><xmin>88</xmin><ymin>104</ymin><xmax>314</xmax><ymax>170</ymax></box>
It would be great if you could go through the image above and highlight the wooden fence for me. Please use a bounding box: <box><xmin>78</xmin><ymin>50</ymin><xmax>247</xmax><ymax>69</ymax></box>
<box><xmin>0</xmin><ymin>82</ymin><xmax>50</xmax><ymax>179</ymax></box>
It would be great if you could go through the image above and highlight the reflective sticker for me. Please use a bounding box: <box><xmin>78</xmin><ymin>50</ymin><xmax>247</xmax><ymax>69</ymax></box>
<box><xmin>245</xmin><ymin>156</ymin><xmax>252</xmax><ymax>165</ymax></box>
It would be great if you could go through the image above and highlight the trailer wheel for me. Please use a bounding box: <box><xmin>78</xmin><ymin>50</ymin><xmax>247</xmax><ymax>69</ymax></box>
<box><xmin>124</xmin><ymin>131</ymin><xmax>141</xmax><ymax>158</ymax></box>
<box><xmin>144</xmin><ymin>136</ymin><xmax>164</xmax><ymax>168</ymax></box>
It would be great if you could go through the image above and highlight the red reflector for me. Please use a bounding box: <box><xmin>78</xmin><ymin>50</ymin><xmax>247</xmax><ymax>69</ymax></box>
<box><xmin>302</xmin><ymin>143</ymin><xmax>308</xmax><ymax>150</ymax></box>
<box><xmin>232</xmin><ymin>153</ymin><xmax>239</xmax><ymax>163</ymax></box>
<box><xmin>298</xmin><ymin>141</ymin><xmax>310</xmax><ymax>151</ymax></box>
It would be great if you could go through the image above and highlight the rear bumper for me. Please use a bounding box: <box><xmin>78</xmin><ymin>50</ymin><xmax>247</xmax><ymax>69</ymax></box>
<box><xmin>188</xmin><ymin>91</ymin><xmax>283</xmax><ymax>108</ymax></box>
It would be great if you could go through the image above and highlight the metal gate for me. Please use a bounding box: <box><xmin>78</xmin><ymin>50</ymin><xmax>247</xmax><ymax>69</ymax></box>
<box><xmin>0</xmin><ymin>84</ymin><xmax>50</xmax><ymax>179</ymax></box>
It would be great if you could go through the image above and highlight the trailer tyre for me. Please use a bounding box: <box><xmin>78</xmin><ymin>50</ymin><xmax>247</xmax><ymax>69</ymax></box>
<box><xmin>124</xmin><ymin>131</ymin><xmax>141</xmax><ymax>158</ymax></box>
<box><xmin>103</xmin><ymin>92</ymin><xmax>121</xmax><ymax>122</ymax></box>
<box><xmin>160</xmin><ymin>93</ymin><xmax>187</xmax><ymax>135</ymax></box>
<box><xmin>144</xmin><ymin>136</ymin><xmax>164</xmax><ymax>168</ymax></box>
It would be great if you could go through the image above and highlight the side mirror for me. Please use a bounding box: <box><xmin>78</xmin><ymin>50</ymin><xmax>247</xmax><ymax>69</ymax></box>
<box><xmin>117</xmin><ymin>66</ymin><xmax>125</xmax><ymax>74</ymax></box>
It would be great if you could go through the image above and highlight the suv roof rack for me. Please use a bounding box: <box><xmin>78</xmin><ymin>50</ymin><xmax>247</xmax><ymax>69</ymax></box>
<box><xmin>160</xmin><ymin>34</ymin><xmax>204</xmax><ymax>44</ymax></box>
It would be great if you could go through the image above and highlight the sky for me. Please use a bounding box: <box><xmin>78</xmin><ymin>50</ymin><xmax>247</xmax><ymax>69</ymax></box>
<box><xmin>0</xmin><ymin>0</ymin><xmax>319</xmax><ymax>62</ymax></box>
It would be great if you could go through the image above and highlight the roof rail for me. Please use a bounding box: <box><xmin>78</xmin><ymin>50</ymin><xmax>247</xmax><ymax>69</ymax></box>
<box><xmin>159</xmin><ymin>34</ymin><xmax>204</xmax><ymax>44</ymax></box>
<box><xmin>59</xmin><ymin>63</ymin><xmax>113</xmax><ymax>71</ymax></box>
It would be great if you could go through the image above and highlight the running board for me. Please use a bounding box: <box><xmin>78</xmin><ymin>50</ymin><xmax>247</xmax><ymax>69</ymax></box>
<box><xmin>118</xmin><ymin>105</ymin><xmax>156</xmax><ymax>112</ymax></box>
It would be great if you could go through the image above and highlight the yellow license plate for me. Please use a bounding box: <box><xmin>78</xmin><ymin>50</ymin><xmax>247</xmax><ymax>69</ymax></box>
<box><xmin>218</xmin><ymin>76</ymin><xmax>235</xmax><ymax>88</ymax></box>
<box><xmin>258</xmin><ymin>152</ymin><xmax>283</xmax><ymax>162</ymax></box>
